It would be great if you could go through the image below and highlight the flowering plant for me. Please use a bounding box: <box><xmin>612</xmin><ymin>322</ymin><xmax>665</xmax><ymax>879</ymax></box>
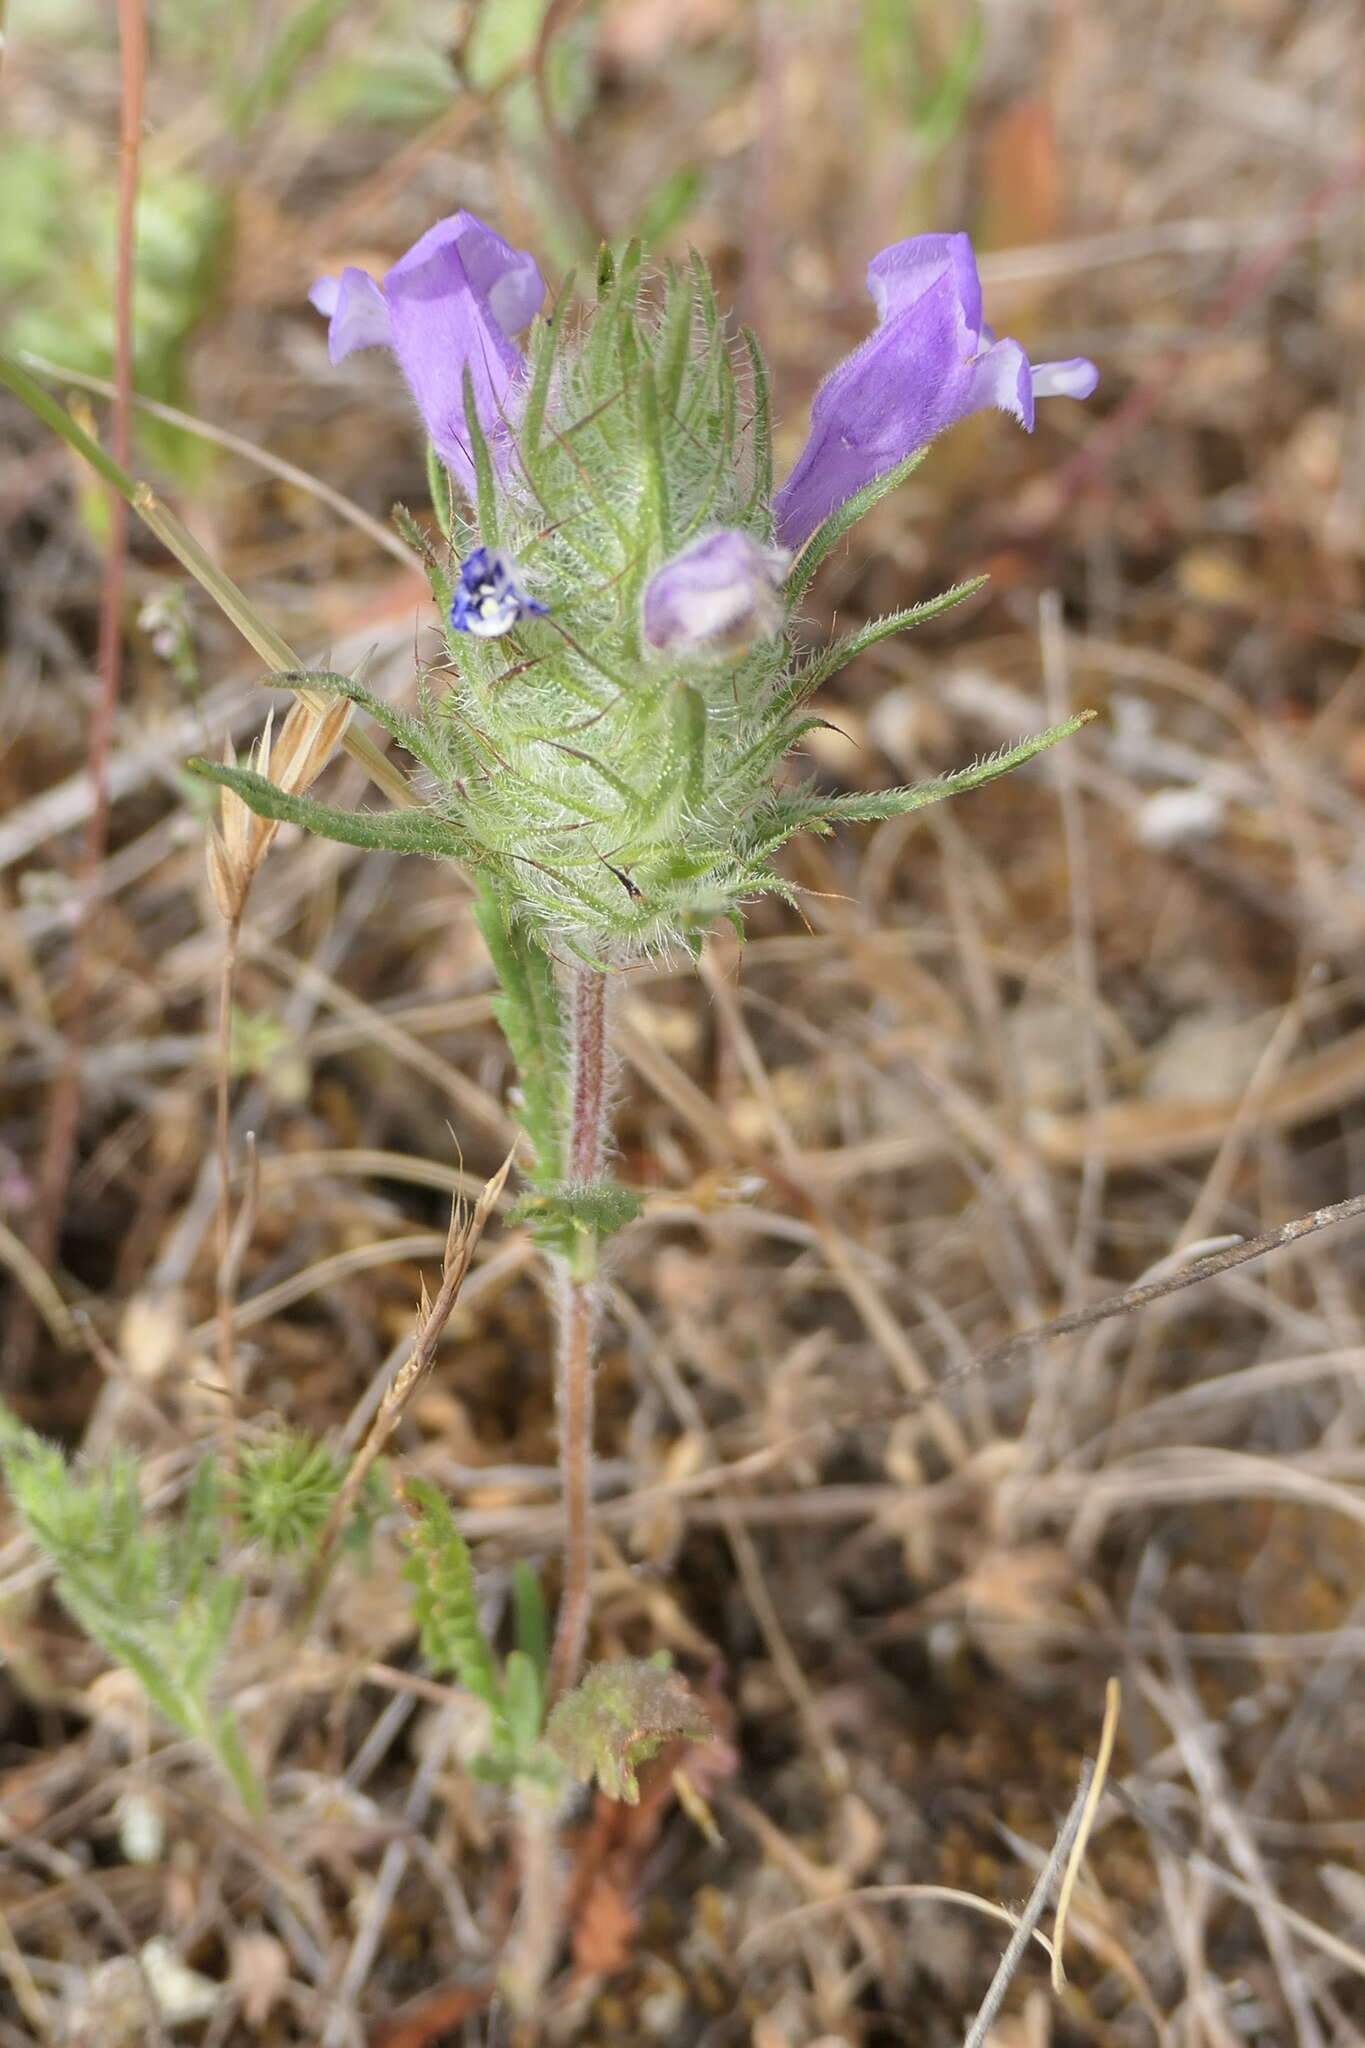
<box><xmin>192</xmin><ymin>210</ymin><xmax>1095</xmax><ymax>1786</ymax></box>
<box><xmin>204</xmin><ymin>213</ymin><xmax>1094</xmax><ymax>965</ymax></box>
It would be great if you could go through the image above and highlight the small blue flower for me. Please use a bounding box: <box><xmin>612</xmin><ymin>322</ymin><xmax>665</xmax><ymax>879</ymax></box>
<box><xmin>449</xmin><ymin>547</ymin><xmax>548</xmax><ymax>639</ymax></box>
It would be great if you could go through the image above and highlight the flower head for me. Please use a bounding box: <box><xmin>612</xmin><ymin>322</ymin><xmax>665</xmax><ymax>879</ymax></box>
<box><xmin>449</xmin><ymin>546</ymin><xmax>548</xmax><ymax>639</ymax></box>
<box><xmin>773</xmin><ymin>232</ymin><xmax>1097</xmax><ymax>547</ymax></box>
<box><xmin>264</xmin><ymin>215</ymin><xmax>1098</xmax><ymax>956</ymax></box>
<box><xmin>642</xmin><ymin>530</ymin><xmax>789</xmax><ymax>660</ymax></box>
<box><xmin>310</xmin><ymin>213</ymin><xmax>544</xmax><ymax>498</ymax></box>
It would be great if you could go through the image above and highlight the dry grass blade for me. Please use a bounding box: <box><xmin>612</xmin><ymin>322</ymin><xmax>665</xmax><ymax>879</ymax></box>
<box><xmin>1050</xmin><ymin>1675</ymin><xmax>1121</xmax><ymax>1993</ymax></box>
<box><xmin>0</xmin><ymin>1217</ymin><xmax>78</xmax><ymax>1352</ymax></box>
<box><xmin>961</xmin><ymin>1762</ymin><xmax>1096</xmax><ymax>2048</ymax></box>
<box><xmin>740</xmin><ymin>1884</ymin><xmax>1059</xmax><ymax>1963</ymax></box>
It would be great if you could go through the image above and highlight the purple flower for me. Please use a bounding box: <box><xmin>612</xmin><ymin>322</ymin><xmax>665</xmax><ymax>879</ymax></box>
<box><xmin>773</xmin><ymin>233</ymin><xmax>1098</xmax><ymax>548</ymax></box>
<box><xmin>449</xmin><ymin>546</ymin><xmax>548</xmax><ymax>638</ymax></box>
<box><xmin>309</xmin><ymin>213</ymin><xmax>545</xmax><ymax>499</ymax></box>
<box><xmin>642</xmin><ymin>530</ymin><xmax>790</xmax><ymax>659</ymax></box>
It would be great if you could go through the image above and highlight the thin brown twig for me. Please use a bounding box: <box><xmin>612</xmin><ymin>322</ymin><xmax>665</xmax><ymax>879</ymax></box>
<box><xmin>847</xmin><ymin>1189</ymin><xmax>1365</xmax><ymax>1445</ymax></box>
<box><xmin>18</xmin><ymin>0</ymin><xmax>146</xmax><ymax>1371</ymax></box>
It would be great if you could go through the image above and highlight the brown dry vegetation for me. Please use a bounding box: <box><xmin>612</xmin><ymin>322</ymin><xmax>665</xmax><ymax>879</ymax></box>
<box><xmin>4</xmin><ymin>1</ymin><xmax>1365</xmax><ymax>2043</ymax></box>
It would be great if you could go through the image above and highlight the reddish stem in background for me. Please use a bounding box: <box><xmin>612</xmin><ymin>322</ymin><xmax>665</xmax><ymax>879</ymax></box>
<box><xmin>19</xmin><ymin>0</ymin><xmax>146</xmax><ymax>1364</ymax></box>
<box><xmin>546</xmin><ymin>963</ymin><xmax>611</xmax><ymax>1704</ymax></box>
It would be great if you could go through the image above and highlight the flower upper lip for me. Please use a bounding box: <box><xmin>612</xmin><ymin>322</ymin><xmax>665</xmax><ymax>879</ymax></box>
<box><xmin>309</xmin><ymin>212</ymin><xmax>545</xmax><ymax>499</ymax></box>
<box><xmin>771</xmin><ymin>231</ymin><xmax>1097</xmax><ymax>548</ymax></box>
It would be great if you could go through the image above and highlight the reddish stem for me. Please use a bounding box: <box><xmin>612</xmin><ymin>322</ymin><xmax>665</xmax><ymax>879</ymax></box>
<box><xmin>546</xmin><ymin>964</ymin><xmax>611</xmax><ymax>1703</ymax></box>
<box><xmin>19</xmin><ymin>0</ymin><xmax>145</xmax><ymax>1363</ymax></box>
<box><xmin>567</xmin><ymin>964</ymin><xmax>608</xmax><ymax>1181</ymax></box>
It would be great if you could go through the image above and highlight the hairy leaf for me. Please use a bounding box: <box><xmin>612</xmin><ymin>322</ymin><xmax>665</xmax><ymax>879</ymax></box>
<box><xmin>400</xmin><ymin>1478</ymin><xmax>501</xmax><ymax>1711</ymax></box>
<box><xmin>545</xmin><ymin>1658</ymin><xmax>710</xmax><ymax>1805</ymax></box>
<box><xmin>188</xmin><ymin>761</ymin><xmax>467</xmax><ymax>858</ymax></box>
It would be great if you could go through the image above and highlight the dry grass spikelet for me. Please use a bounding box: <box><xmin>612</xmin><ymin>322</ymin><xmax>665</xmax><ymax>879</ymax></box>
<box><xmin>206</xmin><ymin>693</ymin><xmax>351</xmax><ymax>925</ymax></box>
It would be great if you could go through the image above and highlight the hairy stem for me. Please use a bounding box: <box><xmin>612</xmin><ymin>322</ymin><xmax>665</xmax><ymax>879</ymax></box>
<box><xmin>547</xmin><ymin>1269</ymin><xmax>598</xmax><ymax>1704</ymax></box>
<box><xmin>546</xmin><ymin>964</ymin><xmax>612</xmax><ymax>1702</ymax></box>
<box><xmin>567</xmin><ymin>964</ymin><xmax>609</xmax><ymax>1183</ymax></box>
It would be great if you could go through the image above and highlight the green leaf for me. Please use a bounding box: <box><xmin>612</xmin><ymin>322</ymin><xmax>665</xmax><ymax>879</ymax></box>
<box><xmin>784</xmin><ymin>447</ymin><xmax>928</xmax><ymax>602</ymax></box>
<box><xmin>425</xmin><ymin>444</ymin><xmax>459</xmax><ymax>544</ymax></box>
<box><xmin>512</xmin><ymin>1562</ymin><xmax>549</xmax><ymax>1687</ymax></box>
<box><xmin>739</xmin><ymin>326</ymin><xmax>774</xmax><ymax>520</ymax></box>
<box><xmin>187</xmin><ymin>760</ymin><xmax>466</xmax><ymax>859</ymax></box>
<box><xmin>653</xmin><ymin>264</ymin><xmax>695</xmax><ymax>421</ymax></box>
<box><xmin>633</xmin><ymin>164</ymin><xmax>703</xmax><ymax>245</ymax></box>
<box><xmin>670</xmin><ymin>681</ymin><xmax>707</xmax><ymax>816</ymax></box>
<box><xmin>753</xmin><ymin>713</ymin><xmax>1094</xmax><ymax>842</ymax></box>
<box><xmin>464</xmin><ymin>0</ymin><xmax>552</xmax><ymax>92</ymax></box>
<box><xmin>209</xmin><ymin>1709</ymin><xmax>266</xmax><ymax>1818</ymax></box>
<box><xmin>400</xmin><ymin>1478</ymin><xmax>502</xmax><ymax>1712</ymax></box>
<box><xmin>544</xmin><ymin>1658</ymin><xmax>710</xmax><ymax>1805</ymax></box>
<box><xmin>224</xmin><ymin>0</ymin><xmax>350</xmax><ymax>135</ymax></box>
<box><xmin>472</xmin><ymin>885</ymin><xmax>567</xmax><ymax>1184</ymax></box>
<box><xmin>509</xmin><ymin>1180</ymin><xmax>644</xmax><ymax>1243</ymax></box>
<box><xmin>517</xmin><ymin>307</ymin><xmax>562</xmax><ymax>471</ymax></box>
<box><xmin>502</xmin><ymin>1650</ymin><xmax>544</xmax><ymax>1760</ymax></box>
<box><xmin>0</xmin><ymin>1408</ymin><xmax>263</xmax><ymax>1811</ymax></box>
<box><xmin>793</xmin><ymin>578</ymin><xmax>987</xmax><ymax>697</ymax></box>
<box><xmin>173</xmin><ymin>1456</ymin><xmax>223</xmax><ymax>1601</ymax></box>
<box><xmin>462</xmin><ymin>366</ymin><xmax>499</xmax><ymax>544</ymax></box>
<box><xmin>910</xmin><ymin>7</ymin><xmax>984</xmax><ymax>153</ymax></box>
<box><xmin>635</xmin><ymin>360</ymin><xmax>672</xmax><ymax>559</ymax></box>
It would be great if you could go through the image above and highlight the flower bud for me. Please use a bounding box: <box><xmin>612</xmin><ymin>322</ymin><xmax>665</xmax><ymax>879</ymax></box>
<box><xmin>641</xmin><ymin>530</ymin><xmax>789</xmax><ymax>660</ymax></box>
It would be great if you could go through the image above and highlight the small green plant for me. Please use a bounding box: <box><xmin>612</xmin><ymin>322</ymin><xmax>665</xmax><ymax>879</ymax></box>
<box><xmin>400</xmin><ymin>1478</ymin><xmax>704</xmax><ymax>1803</ymax></box>
<box><xmin>0</xmin><ymin>1412</ymin><xmax>371</xmax><ymax>1816</ymax></box>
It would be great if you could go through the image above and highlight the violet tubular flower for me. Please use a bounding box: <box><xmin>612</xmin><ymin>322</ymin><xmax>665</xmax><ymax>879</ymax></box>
<box><xmin>309</xmin><ymin>212</ymin><xmax>544</xmax><ymax>499</ymax></box>
<box><xmin>773</xmin><ymin>232</ymin><xmax>1097</xmax><ymax>548</ymax></box>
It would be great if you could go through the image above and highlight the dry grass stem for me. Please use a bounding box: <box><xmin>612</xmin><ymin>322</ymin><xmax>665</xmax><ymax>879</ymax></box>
<box><xmin>308</xmin><ymin>1149</ymin><xmax>514</xmax><ymax>1598</ymax></box>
